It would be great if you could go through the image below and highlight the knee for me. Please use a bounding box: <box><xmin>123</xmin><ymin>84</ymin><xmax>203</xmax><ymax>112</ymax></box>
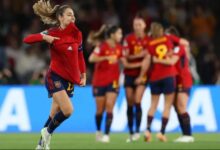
<box><xmin>96</xmin><ymin>106</ymin><xmax>104</xmax><ymax>114</ymax></box>
<box><xmin>96</xmin><ymin>109</ymin><xmax>104</xmax><ymax>115</ymax></box>
<box><xmin>106</xmin><ymin>107</ymin><xmax>113</xmax><ymax>114</ymax></box>
<box><xmin>148</xmin><ymin>107</ymin><xmax>156</xmax><ymax>116</ymax></box>
<box><xmin>63</xmin><ymin>106</ymin><xmax>74</xmax><ymax>117</ymax></box>
<box><xmin>50</xmin><ymin>112</ymin><xmax>57</xmax><ymax>118</ymax></box>
<box><xmin>150</xmin><ymin>104</ymin><xmax>157</xmax><ymax>112</ymax></box>
<box><xmin>126</xmin><ymin>98</ymin><xmax>134</xmax><ymax>106</ymax></box>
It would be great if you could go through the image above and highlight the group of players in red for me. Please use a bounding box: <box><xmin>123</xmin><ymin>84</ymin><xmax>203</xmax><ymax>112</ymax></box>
<box><xmin>88</xmin><ymin>14</ymin><xmax>194</xmax><ymax>143</ymax></box>
<box><xmin>23</xmin><ymin>0</ymin><xmax>194</xmax><ymax>149</ymax></box>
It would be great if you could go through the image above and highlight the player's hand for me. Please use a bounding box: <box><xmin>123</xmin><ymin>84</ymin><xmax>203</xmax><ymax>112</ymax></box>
<box><xmin>42</xmin><ymin>34</ymin><xmax>60</xmax><ymax>44</ymax></box>
<box><xmin>106</xmin><ymin>55</ymin><xmax>118</xmax><ymax>64</ymax></box>
<box><xmin>140</xmin><ymin>50</ymin><xmax>147</xmax><ymax>57</ymax></box>
<box><xmin>135</xmin><ymin>76</ymin><xmax>143</xmax><ymax>85</ymax></box>
<box><xmin>79</xmin><ymin>74</ymin><xmax>86</xmax><ymax>87</ymax></box>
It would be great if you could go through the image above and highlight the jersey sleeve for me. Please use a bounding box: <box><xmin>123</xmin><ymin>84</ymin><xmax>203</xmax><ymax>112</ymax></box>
<box><xmin>23</xmin><ymin>33</ymin><xmax>43</xmax><ymax>44</ymax></box>
<box><xmin>23</xmin><ymin>30</ymin><xmax>49</xmax><ymax>44</ymax></box>
<box><xmin>92</xmin><ymin>46</ymin><xmax>102</xmax><ymax>56</ymax></box>
<box><xmin>168</xmin><ymin>34</ymin><xmax>180</xmax><ymax>44</ymax></box>
<box><xmin>78</xmin><ymin>51</ymin><xmax>86</xmax><ymax>73</ymax></box>
<box><xmin>146</xmin><ymin>44</ymin><xmax>153</xmax><ymax>56</ymax></box>
<box><xmin>77</xmin><ymin>32</ymin><xmax>86</xmax><ymax>73</ymax></box>
<box><xmin>78</xmin><ymin>32</ymin><xmax>83</xmax><ymax>52</ymax></box>
<box><xmin>173</xmin><ymin>46</ymin><xmax>184</xmax><ymax>57</ymax></box>
<box><xmin>123</xmin><ymin>37</ymin><xmax>129</xmax><ymax>49</ymax></box>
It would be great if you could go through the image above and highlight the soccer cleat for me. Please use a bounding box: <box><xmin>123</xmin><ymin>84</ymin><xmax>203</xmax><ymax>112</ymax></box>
<box><xmin>144</xmin><ymin>130</ymin><xmax>152</xmax><ymax>142</ymax></box>
<box><xmin>174</xmin><ymin>136</ymin><xmax>195</xmax><ymax>143</ymax></box>
<box><xmin>95</xmin><ymin>131</ymin><xmax>102</xmax><ymax>142</ymax></box>
<box><xmin>41</xmin><ymin>128</ymin><xmax>52</xmax><ymax>150</ymax></box>
<box><xmin>35</xmin><ymin>144</ymin><xmax>44</xmax><ymax>150</ymax></box>
<box><xmin>126</xmin><ymin>135</ymin><xmax>133</xmax><ymax>143</ymax></box>
<box><xmin>156</xmin><ymin>132</ymin><xmax>167</xmax><ymax>142</ymax></box>
<box><xmin>126</xmin><ymin>133</ymin><xmax>141</xmax><ymax>143</ymax></box>
<box><xmin>100</xmin><ymin>135</ymin><xmax>110</xmax><ymax>143</ymax></box>
<box><xmin>133</xmin><ymin>133</ymin><xmax>140</xmax><ymax>141</ymax></box>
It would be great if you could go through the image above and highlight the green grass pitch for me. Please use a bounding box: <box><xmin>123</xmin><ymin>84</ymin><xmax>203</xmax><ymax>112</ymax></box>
<box><xmin>0</xmin><ymin>133</ymin><xmax>219</xmax><ymax>149</ymax></box>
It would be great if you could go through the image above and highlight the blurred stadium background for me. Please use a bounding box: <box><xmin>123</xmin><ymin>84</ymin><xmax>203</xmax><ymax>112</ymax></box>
<box><xmin>0</xmin><ymin>0</ymin><xmax>219</xmax><ymax>149</ymax></box>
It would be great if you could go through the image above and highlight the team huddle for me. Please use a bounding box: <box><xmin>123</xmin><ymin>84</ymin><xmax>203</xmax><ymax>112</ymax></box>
<box><xmin>23</xmin><ymin>0</ymin><xmax>194</xmax><ymax>149</ymax></box>
<box><xmin>88</xmin><ymin>15</ymin><xmax>194</xmax><ymax>143</ymax></box>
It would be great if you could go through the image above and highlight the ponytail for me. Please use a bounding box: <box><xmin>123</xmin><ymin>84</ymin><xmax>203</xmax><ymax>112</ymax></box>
<box><xmin>87</xmin><ymin>24</ymin><xmax>107</xmax><ymax>45</ymax></box>
<box><xmin>33</xmin><ymin>0</ymin><xmax>72</xmax><ymax>25</ymax></box>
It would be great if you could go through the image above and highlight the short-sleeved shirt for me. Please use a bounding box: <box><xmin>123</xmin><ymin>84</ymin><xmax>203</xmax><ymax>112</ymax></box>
<box><xmin>148</xmin><ymin>35</ymin><xmax>177</xmax><ymax>81</ymax></box>
<box><xmin>173</xmin><ymin>45</ymin><xmax>193</xmax><ymax>88</ymax></box>
<box><xmin>92</xmin><ymin>41</ymin><xmax>123</xmax><ymax>87</ymax></box>
<box><xmin>123</xmin><ymin>33</ymin><xmax>149</xmax><ymax>77</ymax></box>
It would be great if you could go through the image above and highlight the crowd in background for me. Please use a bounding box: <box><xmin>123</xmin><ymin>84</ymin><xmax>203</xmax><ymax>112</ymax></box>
<box><xmin>0</xmin><ymin>0</ymin><xmax>219</xmax><ymax>85</ymax></box>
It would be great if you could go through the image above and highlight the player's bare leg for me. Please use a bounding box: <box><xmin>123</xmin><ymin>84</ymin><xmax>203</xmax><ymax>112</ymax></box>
<box><xmin>41</xmin><ymin>90</ymin><xmax>73</xmax><ymax>149</ymax></box>
<box><xmin>101</xmin><ymin>92</ymin><xmax>117</xmax><ymax>143</ymax></box>
<box><xmin>174</xmin><ymin>92</ymin><xmax>194</xmax><ymax>143</ymax></box>
<box><xmin>157</xmin><ymin>93</ymin><xmax>174</xmax><ymax>142</ymax></box>
<box><xmin>145</xmin><ymin>94</ymin><xmax>160</xmax><ymax>142</ymax></box>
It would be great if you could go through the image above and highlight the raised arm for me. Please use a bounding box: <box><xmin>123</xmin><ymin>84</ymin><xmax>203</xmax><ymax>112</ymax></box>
<box><xmin>23</xmin><ymin>33</ymin><xmax>44</xmax><ymax>44</ymax></box>
<box><xmin>23</xmin><ymin>33</ymin><xmax>60</xmax><ymax>44</ymax></box>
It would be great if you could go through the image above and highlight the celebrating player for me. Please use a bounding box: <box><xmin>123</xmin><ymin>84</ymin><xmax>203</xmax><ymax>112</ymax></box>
<box><xmin>136</xmin><ymin>22</ymin><xmax>177</xmax><ymax>142</ymax></box>
<box><xmin>89</xmin><ymin>25</ymin><xmax>123</xmax><ymax>143</ymax></box>
<box><xmin>23</xmin><ymin>0</ymin><xmax>86</xmax><ymax>149</ymax></box>
<box><xmin>154</xmin><ymin>27</ymin><xmax>194</xmax><ymax>142</ymax></box>
<box><xmin>122</xmin><ymin>14</ymin><xmax>150</xmax><ymax>142</ymax></box>
<box><xmin>89</xmin><ymin>24</ymin><xmax>142</xmax><ymax>143</ymax></box>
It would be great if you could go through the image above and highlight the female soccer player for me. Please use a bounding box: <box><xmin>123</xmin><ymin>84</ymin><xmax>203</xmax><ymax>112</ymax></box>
<box><xmin>136</xmin><ymin>22</ymin><xmax>177</xmax><ymax>142</ymax></box>
<box><xmin>154</xmin><ymin>27</ymin><xmax>194</xmax><ymax>143</ymax></box>
<box><xmin>88</xmin><ymin>25</ymin><xmax>141</xmax><ymax>143</ymax></box>
<box><xmin>136</xmin><ymin>23</ymin><xmax>190</xmax><ymax>142</ymax></box>
<box><xmin>23</xmin><ymin>0</ymin><xmax>86</xmax><ymax>149</ymax></box>
<box><xmin>122</xmin><ymin>14</ymin><xmax>149</xmax><ymax>142</ymax></box>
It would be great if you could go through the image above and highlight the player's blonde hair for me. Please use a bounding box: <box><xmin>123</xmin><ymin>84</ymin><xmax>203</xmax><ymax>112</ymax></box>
<box><xmin>150</xmin><ymin>22</ymin><xmax>164</xmax><ymax>38</ymax></box>
<box><xmin>33</xmin><ymin>0</ymin><xmax>72</xmax><ymax>25</ymax></box>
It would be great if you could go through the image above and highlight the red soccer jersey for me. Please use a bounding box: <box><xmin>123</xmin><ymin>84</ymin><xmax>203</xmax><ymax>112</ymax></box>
<box><xmin>92</xmin><ymin>41</ymin><xmax>123</xmax><ymax>87</ymax></box>
<box><xmin>173</xmin><ymin>45</ymin><xmax>193</xmax><ymax>88</ymax></box>
<box><xmin>23</xmin><ymin>22</ymin><xmax>86</xmax><ymax>84</ymax></box>
<box><xmin>123</xmin><ymin>33</ymin><xmax>149</xmax><ymax>76</ymax></box>
<box><xmin>166</xmin><ymin>34</ymin><xmax>180</xmax><ymax>44</ymax></box>
<box><xmin>148</xmin><ymin>35</ymin><xmax>177</xmax><ymax>81</ymax></box>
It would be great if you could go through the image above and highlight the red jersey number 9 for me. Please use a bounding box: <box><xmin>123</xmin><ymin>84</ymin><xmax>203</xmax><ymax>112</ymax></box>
<box><xmin>156</xmin><ymin>44</ymin><xmax>168</xmax><ymax>60</ymax></box>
